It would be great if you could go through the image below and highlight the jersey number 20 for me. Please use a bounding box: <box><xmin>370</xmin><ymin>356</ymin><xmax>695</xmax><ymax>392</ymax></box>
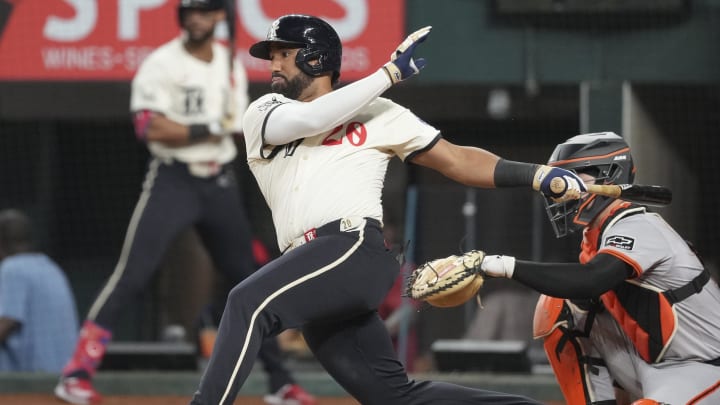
<box><xmin>322</xmin><ymin>122</ymin><xmax>367</xmax><ymax>147</ymax></box>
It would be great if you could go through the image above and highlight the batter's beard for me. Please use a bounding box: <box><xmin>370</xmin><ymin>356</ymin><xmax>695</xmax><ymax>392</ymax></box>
<box><xmin>185</xmin><ymin>27</ymin><xmax>214</xmax><ymax>46</ymax></box>
<box><xmin>272</xmin><ymin>72</ymin><xmax>313</xmax><ymax>100</ymax></box>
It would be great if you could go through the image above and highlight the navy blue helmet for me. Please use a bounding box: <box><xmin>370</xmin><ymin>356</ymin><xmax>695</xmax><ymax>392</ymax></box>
<box><xmin>250</xmin><ymin>15</ymin><xmax>342</xmax><ymax>84</ymax></box>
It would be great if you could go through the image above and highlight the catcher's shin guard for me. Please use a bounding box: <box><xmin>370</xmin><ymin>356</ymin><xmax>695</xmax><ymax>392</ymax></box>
<box><xmin>533</xmin><ymin>295</ymin><xmax>592</xmax><ymax>405</ymax></box>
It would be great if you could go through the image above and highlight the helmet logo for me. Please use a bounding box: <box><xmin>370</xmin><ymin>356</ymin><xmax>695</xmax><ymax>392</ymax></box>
<box><xmin>267</xmin><ymin>19</ymin><xmax>281</xmax><ymax>40</ymax></box>
<box><xmin>614</xmin><ymin>155</ymin><xmax>628</xmax><ymax>161</ymax></box>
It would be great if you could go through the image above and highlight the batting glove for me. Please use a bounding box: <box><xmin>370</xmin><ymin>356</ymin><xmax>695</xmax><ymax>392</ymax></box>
<box><xmin>383</xmin><ymin>26</ymin><xmax>432</xmax><ymax>84</ymax></box>
<box><xmin>533</xmin><ymin>165</ymin><xmax>587</xmax><ymax>202</ymax></box>
<box><xmin>208</xmin><ymin>114</ymin><xmax>235</xmax><ymax>137</ymax></box>
<box><xmin>480</xmin><ymin>255</ymin><xmax>516</xmax><ymax>279</ymax></box>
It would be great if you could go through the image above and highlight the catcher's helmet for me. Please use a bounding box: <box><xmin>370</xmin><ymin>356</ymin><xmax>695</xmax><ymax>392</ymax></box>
<box><xmin>249</xmin><ymin>14</ymin><xmax>342</xmax><ymax>84</ymax></box>
<box><xmin>177</xmin><ymin>0</ymin><xmax>224</xmax><ymax>26</ymax></box>
<box><xmin>544</xmin><ymin>132</ymin><xmax>635</xmax><ymax>238</ymax></box>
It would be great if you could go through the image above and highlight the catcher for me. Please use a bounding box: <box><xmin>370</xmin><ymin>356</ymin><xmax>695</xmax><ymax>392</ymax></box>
<box><xmin>408</xmin><ymin>132</ymin><xmax>720</xmax><ymax>405</ymax></box>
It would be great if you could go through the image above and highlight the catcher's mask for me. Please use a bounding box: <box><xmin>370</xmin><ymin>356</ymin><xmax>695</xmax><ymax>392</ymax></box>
<box><xmin>545</xmin><ymin>132</ymin><xmax>635</xmax><ymax>238</ymax></box>
<box><xmin>177</xmin><ymin>0</ymin><xmax>224</xmax><ymax>27</ymax></box>
<box><xmin>249</xmin><ymin>14</ymin><xmax>342</xmax><ymax>85</ymax></box>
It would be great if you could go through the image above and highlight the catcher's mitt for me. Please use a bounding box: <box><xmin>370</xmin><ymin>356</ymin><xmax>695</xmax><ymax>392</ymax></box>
<box><xmin>405</xmin><ymin>250</ymin><xmax>485</xmax><ymax>308</ymax></box>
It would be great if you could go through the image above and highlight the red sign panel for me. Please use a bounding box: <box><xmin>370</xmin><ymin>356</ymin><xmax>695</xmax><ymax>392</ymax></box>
<box><xmin>0</xmin><ymin>0</ymin><xmax>404</xmax><ymax>81</ymax></box>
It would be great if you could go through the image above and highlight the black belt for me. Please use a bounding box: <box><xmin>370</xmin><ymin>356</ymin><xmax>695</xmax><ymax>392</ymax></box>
<box><xmin>283</xmin><ymin>217</ymin><xmax>382</xmax><ymax>253</ymax></box>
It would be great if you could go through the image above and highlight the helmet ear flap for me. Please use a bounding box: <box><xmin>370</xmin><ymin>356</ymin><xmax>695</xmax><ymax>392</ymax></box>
<box><xmin>295</xmin><ymin>48</ymin><xmax>328</xmax><ymax>76</ymax></box>
<box><xmin>601</xmin><ymin>162</ymin><xmax>632</xmax><ymax>185</ymax></box>
<box><xmin>249</xmin><ymin>15</ymin><xmax>343</xmax><ymax>84</ymax></box>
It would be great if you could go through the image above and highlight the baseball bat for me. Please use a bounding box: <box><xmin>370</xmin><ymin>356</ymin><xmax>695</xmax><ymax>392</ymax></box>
<box><xmin>224</xmin><ymin>0</ymin><xmax>236</xmax><ymax>86</ymax></box>
<box><xmin>550</xmin><ymin>178</ymin><xmax>672</xmax><ymax>206</ymax></box>
<box><xmin>223</xmin><ymin>0</ymin><xmax>237</xmax><ymax>128</ymax></box>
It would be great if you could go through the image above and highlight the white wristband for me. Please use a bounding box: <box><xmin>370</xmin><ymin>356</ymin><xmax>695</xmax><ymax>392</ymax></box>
<box><xmin>480</xmin><ymin>255</ymin><xmax>516</xmax><ymax>279</ymax></box>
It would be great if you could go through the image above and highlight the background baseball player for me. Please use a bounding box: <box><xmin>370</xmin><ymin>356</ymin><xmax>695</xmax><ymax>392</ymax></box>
<box><xmin>54</xmin><ymin>2</ymin><xmax>315</xmax><ymax>404</ymax></box>
<box><xmin>478</xmin><ymin>132</ymin><xmax>720</xmax><ymax>404</ymax></box>
<box><xmin>188</xmin><ymin>14</ymin><xmax>586</xmax><ymax>405</ymax></box>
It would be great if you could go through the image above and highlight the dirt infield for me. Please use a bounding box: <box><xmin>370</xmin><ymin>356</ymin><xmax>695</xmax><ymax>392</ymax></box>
<box><xmin>0</xmin><ymin>394</ymin><xmax>362</xmax><ymax>404</ymax></box>
<box><xmin>0</xmin><ymin>394</ymin><xmax>565</xmax><ymax>404</ymax></box>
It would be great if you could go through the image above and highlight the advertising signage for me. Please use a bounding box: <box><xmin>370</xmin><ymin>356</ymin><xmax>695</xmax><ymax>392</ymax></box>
<box><xmin>0</xmin><ymin>0</ymin><xmax>404</xmax><ymax>81</ymax></box>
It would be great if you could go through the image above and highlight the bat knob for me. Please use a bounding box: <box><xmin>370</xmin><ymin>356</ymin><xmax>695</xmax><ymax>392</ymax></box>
<box><xmin>549</xmin><ymin>177</ymin><xmax>566</xmax><ymax>194</ymax></box>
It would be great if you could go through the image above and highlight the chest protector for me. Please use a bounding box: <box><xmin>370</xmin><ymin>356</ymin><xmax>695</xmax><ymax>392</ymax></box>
<box><xmin>580</xmin><ymin>202</ymin><xmax>710</xmax><ymax>364</ymax></box>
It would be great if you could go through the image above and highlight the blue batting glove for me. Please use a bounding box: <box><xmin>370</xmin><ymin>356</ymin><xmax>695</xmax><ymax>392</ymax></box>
<box><xmin>383</xmin><ymin>26</ymin><xmax>431</xmax><ymax>84</ymax></box>
<box><xmin>533</xmin><ymin>165</ymin><xmax>587</xmax><ymax>201</ymax></box>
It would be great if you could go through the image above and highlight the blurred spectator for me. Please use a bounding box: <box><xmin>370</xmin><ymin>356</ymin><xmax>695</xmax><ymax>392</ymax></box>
<box><xmin>0</xmin><ymin>209</ymin><xmax>79</xmax><ymax>372</ymax></box>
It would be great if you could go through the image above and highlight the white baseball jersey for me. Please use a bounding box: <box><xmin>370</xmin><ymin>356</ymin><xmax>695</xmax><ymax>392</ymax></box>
<box><xmin>130</xmin><ymin>37</ymin><xmax>249</xmax><ymax>164</ymax></box>
<box><xmin>243</xmin><ymin>93</ymin><xmax>440</xmax><ymax>251</ymax></box>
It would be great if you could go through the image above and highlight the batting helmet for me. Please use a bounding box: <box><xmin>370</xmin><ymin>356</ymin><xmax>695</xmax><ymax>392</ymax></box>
<box><xmin>544</xmin><ymin>132</ymin><xmax>635</xmax><ymax>238</ymax></box>
<box><xmin>249</xmin><ymin>14</ymin><xmax>342</xmax><ymax>84</ymax></box>
<box><xmin>177</xmin><ymin>0</ymin><xmax>224</xmax><ymax>26</ymax></box>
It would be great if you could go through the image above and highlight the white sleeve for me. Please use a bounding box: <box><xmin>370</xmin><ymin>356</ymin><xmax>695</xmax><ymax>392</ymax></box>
<box><xmin>130</xmin><ymin>56</ymin><xmax>171</xmax><ymax>114</ymax></box>
<box><xmin>263</xmin><ymin>69</ymin><xmax>392</xmax><ymax>145</ymax></box>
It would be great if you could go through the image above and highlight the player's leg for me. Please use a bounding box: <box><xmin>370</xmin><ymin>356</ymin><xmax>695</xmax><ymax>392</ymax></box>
<box><xmin>592</xmin><ymin>303</ymin><xmax>720</xmax><ymax>404</ymax></box>
<box><xmin>303</xmin><ymin>312</ymin><xmax>541</xmax><ymax>405</ymax></box>
<box><xmin>195</xmin><ymin>167</ymin><xmax>257</xmax><ymax>281</ymax></box>
<box><xmin>638</xmin><ymin>361</ymin><xmax>720</xmax><ymax>404</ymax></box>
<box><xmin>536</xmin><ymin>300</ymin><xmax>620</xmax><ymax>405</ymax></box>
<box><xmin>193</xmin><ymin>169</ymin><xmax>307</xmax><ymax>398</ymax></box>
<box><xmin>190</xmin><ymin>219</ymin><xmax>395</xmax><ymax>404</ymax></box>
<box><xmin>589</xmin><ymin>309</ymin><xmax>644</xmax><ymax>402</ymax></box>
<box><xmin>56</xmin><ymin>160</ymin><xmax>200</xmax><ymax>404</ymax></box>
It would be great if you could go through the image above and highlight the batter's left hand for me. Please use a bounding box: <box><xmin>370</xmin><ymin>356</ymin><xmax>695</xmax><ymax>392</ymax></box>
<box><xmin>383</xmin><ymin>26</ymin><xmax>431</xmax><ymax>84</ymax></box>
<box><xmin>533</xmin><ymin>165</ymin><xmax>587</xmax><ymax>202</ymax></box>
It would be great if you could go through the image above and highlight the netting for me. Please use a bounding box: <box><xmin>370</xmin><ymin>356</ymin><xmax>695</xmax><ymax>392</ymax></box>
<box><xmin>0</xmin><ymin>0</ymin><xmax>718</xmax><ymax>355</ymax></box>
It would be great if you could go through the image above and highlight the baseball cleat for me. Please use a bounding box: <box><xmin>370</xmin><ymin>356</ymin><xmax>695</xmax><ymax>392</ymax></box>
<box><xmin>54</xmin><ymin>377</ymin><xmax>102</xmax><ymax>405</ymax></box>
<box><xmin>263</xmin><ymin>383</ymin><xmax>317</xmax><ymax>405</ymax></box>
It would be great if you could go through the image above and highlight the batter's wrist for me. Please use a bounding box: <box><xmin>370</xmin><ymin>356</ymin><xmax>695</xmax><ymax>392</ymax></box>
<box><xmin>494</xmin><ymin>159</ymin><xmax>539</xmax><ymax>188</ymax></box>
<box><xmin>188</xmin><ymin>124</ymin><xmax>211</xmax><ymax>142</ymax></box>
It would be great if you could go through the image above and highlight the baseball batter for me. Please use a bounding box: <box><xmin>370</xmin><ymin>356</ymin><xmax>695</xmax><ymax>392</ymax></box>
<box><xmin>480</xmin><ymin>132</ymin><xmax>720</xmax><ymax>405</ymax></box>
<box><xmin>188</xmin><ymin>14</ymin><xmax>586</xmax><ymax>405</ymax></box>
<box><xmin>55</xmin><ymin>2</ymin><xmax>314</xmax><ymax>405</ymax></box>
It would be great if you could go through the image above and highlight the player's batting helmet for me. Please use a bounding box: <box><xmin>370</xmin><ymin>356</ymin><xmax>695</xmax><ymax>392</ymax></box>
<box><xmin>249</xmin><ymin>14</ymin><xmax>343</xmax><ymax>84</ymax></box>
<box><xmin>544</xmin><ymin>132</ymin><xmax>635</xmax><ymax>238</ymax></box>
<box><xmin>177</xmin><ymin>0</ymin><xmax>224</xmax><ymax>26</ymax></box>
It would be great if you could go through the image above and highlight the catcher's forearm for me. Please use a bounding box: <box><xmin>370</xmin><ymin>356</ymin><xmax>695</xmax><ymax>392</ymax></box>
<box><xmin>512</xmin><ymin>257</ymin><xmax>630</xmax><ymax>299</ymax></box>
